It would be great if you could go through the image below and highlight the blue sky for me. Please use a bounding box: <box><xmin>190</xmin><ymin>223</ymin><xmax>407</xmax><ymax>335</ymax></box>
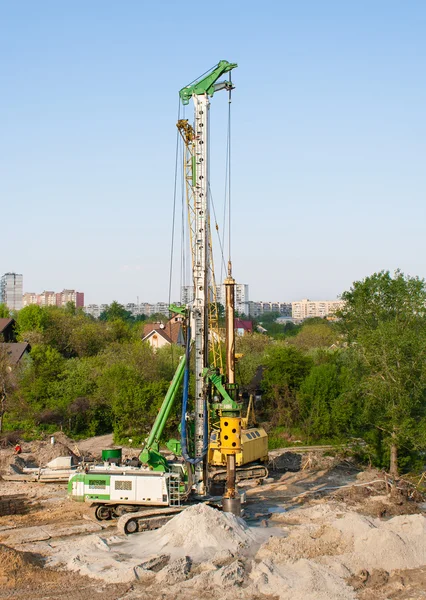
<box><xmin>1</xmin><ymin>1</ymin><xmax>425</xmax><ymax>304</ymax></box>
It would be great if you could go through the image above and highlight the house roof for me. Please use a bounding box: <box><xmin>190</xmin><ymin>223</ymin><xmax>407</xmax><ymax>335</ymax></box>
<box><xmin>142</xmin><ymin>328</ymin><xmax>173</xmax><ymax>345</ymax></box>
<box><xmin>235</xmin><ymin>319</ymin><xmax>253</xmax><ymax>332</ymax></box>
<box><xmin>0</xmin><ymin>318</ymin><xmax>14</xmax><ymax>333</ymax></box>
<box><xmin>0</xmin><ymin>342</ymin><xmax>31</xmax><ymax>365</ymax></box>
<box><xmin>143</xmin><ymin>318</ymin><xmax>184</xmax><ymax>345</ymax></box>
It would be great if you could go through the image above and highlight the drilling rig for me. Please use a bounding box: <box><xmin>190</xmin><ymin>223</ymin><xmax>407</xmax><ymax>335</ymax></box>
<box><xmin>68</xmin><ymin>61</ymin><xmax>268</xmax><ymax>531</ymax></box>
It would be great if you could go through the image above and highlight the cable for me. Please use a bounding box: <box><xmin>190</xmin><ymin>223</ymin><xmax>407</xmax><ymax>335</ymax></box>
<box><xmin>209</xmin><ymin>183</ymin><xmax>227</xmax><ymax>275</ymax></box>
<box><xmin>227</xmin><ymin>72</ymin><xmax>232</xmax><ymax>268</ymax></box>
<box><xmin>167</xmin><ymin>96</ymin><xmax>182</xmax><ymax>368</ymax></box>
<box><xmin>220</xmin><ymin>74</ymin><xmax>233</xmax><ymax>281</ymax></box>
<box><xmin>183</xmin><ymin>63</ymin><xmax>218</xmax><ymax>89</ymax></box>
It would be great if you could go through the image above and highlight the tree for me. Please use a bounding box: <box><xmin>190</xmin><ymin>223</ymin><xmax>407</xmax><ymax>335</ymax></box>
<box><xmin>262</xmin><ymin>345</ymin><xmax>313</xmax><ymax>427</ymax></box>
<box><xmin>289</xmin><ymin>320</ymin><xmax>336</xmax><ymax>352</ymax></box>
<box><xmin>0</xmin><ymin>346</ymin><xmax>16</xmax><ymax>433</ymax></box>
<box><xmin>99</xmin><ymin>301</ymin><xmax>133</xmax><ymax>322</ymax></box>
<box><xmin>0</xmin><ymin>304</ymin><xmax>10</xmax><ymax>318</ymax></box>
<box><xmin>16</xmin><ymin>305</ymin><xmax>48</xmax><ymax>337</ymax></box>
<box><xmin>235</xmin><ymin>334</ymin><xmax>271</xmax><ymax>390</ymax></box>
<box><xmin>338</xmin><ymin>270</ymin><xmax>426</xmax><ymax>476</ymax></box>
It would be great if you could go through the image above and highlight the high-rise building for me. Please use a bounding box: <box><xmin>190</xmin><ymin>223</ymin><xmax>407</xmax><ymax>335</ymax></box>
<box><xmin>1</xmin><ymin>273</ymin><xmax>23</xmax><ymax>310</ymax></box>
<box><xmin>56</xmin><ymin>290</ymin><xmax>84</xmax><ymax>308</ymax></box>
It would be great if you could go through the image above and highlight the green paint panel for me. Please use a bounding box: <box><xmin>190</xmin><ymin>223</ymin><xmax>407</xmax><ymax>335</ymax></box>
<box><xmin>85</xmin><ymin>494</ymin><xmax>110</xmax><ymax>501</ymax></box>
<box><xmin>192</xmin><ymin>156</ymin><xmax>196</xmax><ymax>186</ymax></box>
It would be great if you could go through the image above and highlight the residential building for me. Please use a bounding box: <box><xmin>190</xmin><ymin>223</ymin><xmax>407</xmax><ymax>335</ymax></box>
<box><xmin>22</xmin><ymin>293</ymin><xmax>38</xmax><ymax>307</ymax></box>
<box><xmin>56</xmin><ymin>290</ymin><xmax>84</xmax><ymax>308</ymax></box>
<box><xmin>84</xmin><ymin>304</ymin><xmax>102</xmax><ymax>318</ymax></box>
<box><xmin>0</xmin><ymin>318</ymin><xmax>17</xmax><ymax>342</ymax></box>
<box><xmin>23</xmin><ymin>289</ymin><xmax>84</xmax><ymax>308</ymax></box>
<box><xmin>39</xmin><ymin>291</ymin><xmax>56</xmax><ymax>306</ymax></box>
<box><xmin>0</xmin><ymin>342</ymin><xmax>31</xmax><ymax>365</ymax></box>
<box><xmin>247</xmin><ymin>301</ymin><xmax>292</xmax><ymax>318</ymax></box>
<box><xmin>1</xmin><ymin>273</ymin><xmax>23</xmax><ymax>311</ymax></box>
<box><xmin>291</xmin><ymin>298</ymin><xmax>344</xmax><ymax>321</ymax></box>
<box><xmin>234</xmin><ymin>318</ymin><xmax>253</xmax><ymax>336</ymax></box>
<box><xmin>142</xmin><ymin>315</ymin><xmax>185</xmax><ymax>350</ymax></box>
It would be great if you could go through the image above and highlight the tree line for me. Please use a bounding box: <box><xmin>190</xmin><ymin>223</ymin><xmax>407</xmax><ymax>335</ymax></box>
<box><xmin>1</xmin><ymin>270</ymin><xmax>426</xmax><ymax>475</ymax></box>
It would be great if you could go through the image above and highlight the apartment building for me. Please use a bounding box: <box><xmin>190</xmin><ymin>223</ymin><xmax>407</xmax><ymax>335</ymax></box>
<box><xmin>56</xmin><ymin>290</ymin><xmax>84</xmax><ymax>308</ymax></box>
<box><xmin>23</xmin><ymin>289</ymin><xmax>84</xmax><ymax>308</ymax></box>
<box><xmin>247</xmin><ymin>301</ymin><xmax>292</xmax><ymax>318</ymax></box>
<box><xmin>1</xmin><ymin>273</ymin><xmax>23</xmax><ymax>310</ymax></box>
<box><xmin>291</xmin><ymin>298</ymin><xmax>344</xmax><ymax>321</ymax></box>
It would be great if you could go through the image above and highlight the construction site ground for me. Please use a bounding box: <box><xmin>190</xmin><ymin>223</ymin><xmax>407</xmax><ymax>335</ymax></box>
<box><xmin>1</xmin><ymin>434</ymin><xmax>426</xmax><ymax>599</ymax></box>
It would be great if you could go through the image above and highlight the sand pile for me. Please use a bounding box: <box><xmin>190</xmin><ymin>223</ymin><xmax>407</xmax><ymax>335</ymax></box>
<box><xmin>48</xmin><ymin>503</ymin><xmax>260</xmax><ymax>584</ymax></box>
<box><xmin>249</xmin><ymin>504</ymin><xmax>426</xmax><ymax>600</ymax></box>
<box><xmin>152</xmin><ymin>503</ymin><xmax>255</xmax><ymax>558</ymax></box>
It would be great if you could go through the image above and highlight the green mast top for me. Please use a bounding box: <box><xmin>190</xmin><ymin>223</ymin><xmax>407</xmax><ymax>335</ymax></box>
<box><xmin>179</xmin><ymin>60</ymin><xmax>238</xmax><ymax>105</ymax></box>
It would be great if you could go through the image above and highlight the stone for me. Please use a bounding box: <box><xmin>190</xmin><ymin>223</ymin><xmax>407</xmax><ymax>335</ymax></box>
<box><xmin>155</xmin><ymin>556</ymin><xmax>192</xmax><ymax>585</ymax></box>
<box><xmin>213</xmin><ymin>559</ymin><xmax>245</xmax><ymax>588</ymax></box>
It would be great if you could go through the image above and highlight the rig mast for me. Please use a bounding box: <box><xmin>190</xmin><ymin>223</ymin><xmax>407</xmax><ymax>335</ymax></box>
<box><xmin>178</xmin><ymin>61</ymin><xmax>237</xmax><ymax>494</ymax></box>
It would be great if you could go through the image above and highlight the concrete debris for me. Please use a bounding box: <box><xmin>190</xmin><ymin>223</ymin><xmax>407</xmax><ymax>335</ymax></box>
<box><xmin>138</xmin><ymin>553</ymin><xmax>169</xmax><ymax>572</ymax></box>
<box><xmin>211</xmin><ymin>548</ymin><xmax>235</xmax><ymax>567</ymax></box>
<box><xmin>213</xmin><ymin>559</ymin><xmax>245</xmax><ymax>588</ymax></box>
<box><xmin>155</xmin><ymin>556</ymin><xmax>192</xmax><ymax>584</ymax></box>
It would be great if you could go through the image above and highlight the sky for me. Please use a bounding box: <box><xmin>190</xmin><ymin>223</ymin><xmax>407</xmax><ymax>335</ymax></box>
<box><xmin>1</xmin><ymin>1</ymin><xmax>425</xmax><ymax>305</ymax></box>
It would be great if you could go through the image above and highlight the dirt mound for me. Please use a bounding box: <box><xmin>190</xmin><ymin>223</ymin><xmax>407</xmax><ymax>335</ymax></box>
<box><xmin>35</xmin><ymin>440</ymin><xmax>78</xmax><ymax>466</ymax></box>
<box><xmin>332</xmin><ymin>480</ymin><xmax>422</xmax><ymax>517</ymax></box>
<box><xmin>269</xmin><ymin>451</ymin><xmax>302</xmax><ymax>472</ymax></box>
<box><xmin>0</xmin><ymin>543</ymin><xmax>43</xmax><ymax>587</ymax></box>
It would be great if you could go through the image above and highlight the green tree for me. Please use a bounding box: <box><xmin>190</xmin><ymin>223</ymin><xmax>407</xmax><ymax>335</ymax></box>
<box><xmin>289</xmin><ymin>320</ymin><xmax>336</xmax><ymax>352</ymax></box>
<box><xmin>262</xmin><ymin>345</ymin><xmax>313</xmax><ymax>427</ymax></box>
<box><xmin>16</xmin><ymin>305</ymin><xmax>48</xmax><ymax>337</ymax></box>
<box><xmin>99</xmin><ymin>301</ymin><xmax>133</xmax><ymax>322</ymax></box>
<box><xmin>338</xmin><ymin>270</ymin><xmax>426</xmax><ymax>476</ymax></box>
<box><xmin>235</xmin><ymin>334</ymin><xmax>271</xmax><ymax>390</ymax></box>
<box><xmin>298</xmin><ymin>362</ymin><xmax>343</xmax><ymax>439</ymax></box>
<box><xmin>19</xmin><ymin>344</ymin><xmax>65</xmax><ymax>411</ymax></box>
<box><xmin>0</xmin><ymin>304</ymin><xmax>10</xmax><ymax>318</ymax></box>
<box><xmin>0</xmin><ymin>346</ymin><xmax>17</xmax><ymax>433</ymax></box>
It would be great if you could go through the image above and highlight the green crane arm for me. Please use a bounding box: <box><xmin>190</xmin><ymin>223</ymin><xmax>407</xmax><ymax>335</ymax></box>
<box><xmin>179</xmin><ymin>60</ymin><xmax>238</xmax><ymax>105</ymax></box>
<box><xmin>139</xmin><ymin>354</ymin><xmax>186</xmax><ymax>470</ymax></box>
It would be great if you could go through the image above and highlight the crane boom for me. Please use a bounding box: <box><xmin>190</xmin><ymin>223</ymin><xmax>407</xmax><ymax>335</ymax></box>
<box><xmin>179</xmin><ymin>60</ymin><xmax>238</xmax><ymax>105</ymax></box>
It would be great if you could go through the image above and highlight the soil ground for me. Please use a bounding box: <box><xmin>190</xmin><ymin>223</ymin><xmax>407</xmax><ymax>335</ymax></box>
<box><xmin>0</xmin><ymin>435</ymin><xmax>425</xmax><ymax>599</ymax></box>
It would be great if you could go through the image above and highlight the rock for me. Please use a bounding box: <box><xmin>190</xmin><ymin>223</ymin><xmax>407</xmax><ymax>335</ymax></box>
<box><xmin>213</xmin><ymin>559</ymin><xmax>245</xmax><ymax>588</ymax></box>
<box><xmin>156</xmin><ymin>556</ymin><xmax>192</xmax><ymax>584</ymax></box>
<box><xmin>211</xmin><ymin>549</ymin><xmax>235</xmax><ymax>567</ymax></box>
<box><xmin>133</xmin><ymin>565</ymin><xmax>156</xmax><ymax>582</ymax></box>
<box><xmin>138</xmin><ymin>554</ymin><xmax>169</xmax><ymax>572</ymax></box>
<box><xmin>269</xmin><ymin>451</ymin><xmax>302</xmax><ymax>472</ymax></box>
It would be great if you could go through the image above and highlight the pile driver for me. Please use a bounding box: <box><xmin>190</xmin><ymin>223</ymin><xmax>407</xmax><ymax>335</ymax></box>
<box><xmin>68</xmin><ymin>61</ymin><xmax>268</xmax><ymax>532</ymax></box>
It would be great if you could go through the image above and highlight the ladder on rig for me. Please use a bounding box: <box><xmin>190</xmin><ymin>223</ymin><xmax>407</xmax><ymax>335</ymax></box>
<box><xmin>168</xmin><ymin>474</ymin><xmax>181</xmax><ymax>506</ymax></box>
